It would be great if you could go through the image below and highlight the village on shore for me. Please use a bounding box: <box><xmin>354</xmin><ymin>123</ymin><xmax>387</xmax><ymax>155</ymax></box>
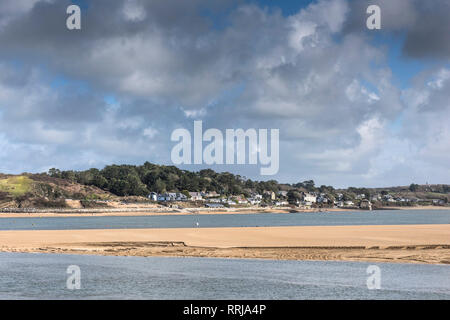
<box><xmin>146</xmin><ymin>189</ymin><xmax>448</xmax><ymax>211</ymax></box>
<box><xmin>1</xmin><ymin>164</ymin><xmax>449</xmax><ymax>212</ymax></box>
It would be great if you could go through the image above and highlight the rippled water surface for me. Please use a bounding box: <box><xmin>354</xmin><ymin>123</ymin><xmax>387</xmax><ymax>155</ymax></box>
<box><xmin>0</xmin><ymin>209</ymin><xmax>449</xmax><ymax>230</ymax></box>
<box><xmin>0</xmin><ymin>253</ymin><xmax>449</xmax><ymax>300</ymax></box>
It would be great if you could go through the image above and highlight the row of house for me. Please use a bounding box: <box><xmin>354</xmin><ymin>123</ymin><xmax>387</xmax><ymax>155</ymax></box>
<box><xmin>148</xmin><ymin>191</ymin><xmax>267</xmax><ymax>205</ymax></box>
<box><xmin>148</xmin><ymin>191</ymin><xmax>220</xmax><ymax>202</ymax></box>
<box><xmin>147</xmin><ymin>190</ymin><xmax>293</xmax><ymax>207</ymax></box>
<box><xmin>148</xmin><ymin>190</ymin><xmax>447</xmax><ymax>208</ymax></box>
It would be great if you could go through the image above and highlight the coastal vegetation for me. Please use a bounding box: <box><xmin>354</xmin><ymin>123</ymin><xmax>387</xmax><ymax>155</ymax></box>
<box><xmin>0</xmin><ymin>162</ymin><xmax>448</xmax><ymax>209</ymax></box>
<box><xmin>45</xmin><ymin>162</ymin><xmax>450</xmax><ymax>205</ymax></box>
<box><xmin>0</xmin><ymin>173</ymin><xmax>112</xmax><ymax>209</ymax></box>
<box><xmin>0</xmin><ymin>175</ymin><xmax>33</xmax><ymax>196</ymax></box>
<box><xmin>47</xmin><ymin>163</ymin><xmax>281</xmax><ymax>197</ymax></box>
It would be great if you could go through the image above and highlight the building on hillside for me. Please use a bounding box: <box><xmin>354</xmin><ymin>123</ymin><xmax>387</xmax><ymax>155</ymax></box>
<box><xmin>335</xmin><ymin>200</ymin><xmax>344</xmax><ymax>207</ymax></box>
<box><xmin>264</xmin><ymin>191</ymin><xmax>276</xmax><ymax>200</ymax></box>
<box><xmin>277</xmin><ymin>191</ymin><xmax>288</xmax><ymax>197</ymax></box>
<box><xmin>189</xmin><ymin>192</ymin><xmax>203</xmax><ymax>201</ymax></box>
<box><xmin>203</xmin><ymin>191</ymin><xmax>219</xmax><ymax>198</ymax></box>
<box><xmin>157</xmin><ymin>192</ymin><xmax>187</xmax><ymax>202</ymax></box>
<box><xmin>371</xmin><ymin>194</ymin><xmax>381</xmax><ymax>201</ymax></box>
<box><xmin>251</xmin><ymin>193</ymin><xmax>263</xmax><ymax>200</ymax></box>
<box><xmin>237</xmin><ymin>198</ymin><xmax>248</xmax><ymax>204</ymax></box>
<box><xmin>317</xmin><ymin>196</ymin><xmax>328</xmax><ymax>204</ymax></box>
<box><xmin>303</xmin><ymin>193</ymin><xmax>317</xmax><ymax>203</ymax></box>
<box><xmin>248</xmin><ymin>197</ymin><xmax>261</xmax><ymax>205</ymax></box>
<box><xmin>360</xmin><ymin>199</ymin><xmax>372</xmax><ymax>210</ymax></box>
<box><xmin>148</xmin><ymin>192</ymin><xmax>157</xmax><ymax>201</ymax></box>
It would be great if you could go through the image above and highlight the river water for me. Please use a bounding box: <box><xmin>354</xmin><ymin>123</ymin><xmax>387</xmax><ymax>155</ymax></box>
<box><xmin>0</xmin><ymin>253</ymin><xmax>449</xmax><ymax>299</ymax></box>
<box><xmin>0</xmin><ymin>209</ymin><xmax>449</xmax><ymax>230</ymax></box>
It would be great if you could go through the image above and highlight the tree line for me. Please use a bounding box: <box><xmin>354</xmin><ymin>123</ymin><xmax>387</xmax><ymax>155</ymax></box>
<box><xmin>47</xmin><ymin>162</ymin><xmax>283</xmax><ymax>197</ymax></box>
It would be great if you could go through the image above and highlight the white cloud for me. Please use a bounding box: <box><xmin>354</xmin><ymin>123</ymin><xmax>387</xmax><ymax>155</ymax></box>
<box><xmin>122</xmin><ymin>0</ymin><xmax>147</xmax><ymax>22</ymax></box>
<box><xmin>0</xmin><ymin>0</ymin><xmax>447</xmax><ymax>187</ymax></box>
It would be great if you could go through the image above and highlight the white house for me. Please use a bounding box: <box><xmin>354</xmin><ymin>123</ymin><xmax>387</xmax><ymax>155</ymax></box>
<box><xmin>303</xmin><ymin>193</ymin><xmax>317</xmax><ymax>203</ymax></box>
<box><xmin>157</xmin><ymin>193</ymin><xmax>186</xmax><ymax>202</ymax></box>
<box><xmin>335</xmin><ymin>200</ymin><xmax>344</xmax><ymax>207</ymax></box>
<box><xmin>248</xmin><ymin>197</ymin><xmax>261</xmax><ymax>205</ymax></box>
<box><xmin>189</xmin><ymin>192</ymin><xmax>203</xmax><ymax>201</ymax></box>
<box><xmin>237</xmin><ymin>198</ymin><xmax>248</xmax><ymax>204</ymax></box>
<box><xmin>371</xmin><ymin>195</ymin><xmax>380</xmax><ymax>201</ymax></box>
<box><xmin>252</xmin><ymin>193</ymin><xmax>263</xmax><ymax>200</ymax></box>
<box><xmin>277</xmin><ymin>191</ymin><xmax>288</xmax><ymax>197</ymax></box>
<box><xmin>148</xmin><ymin>192</ymin><xmax>157</xmax><ymax>201</ymax></box>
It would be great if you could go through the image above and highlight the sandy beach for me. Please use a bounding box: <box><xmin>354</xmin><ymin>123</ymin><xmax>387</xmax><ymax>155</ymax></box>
<box><xmin>0</xmin><ymin>208</ymin><xmax>327</xmax><ymax>218</ymax></box>
<box><xmin>1</xmin><ymin>224</ymin><xmax>449</xmax><ymax>264</ymax></box>
<box><xmin>0</xmin><ymin>205</ymin><xmax>448</xmax><ymax>218</ymax></box>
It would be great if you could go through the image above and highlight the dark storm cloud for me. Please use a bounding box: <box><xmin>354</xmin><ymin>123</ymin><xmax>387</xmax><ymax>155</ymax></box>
<box><xmin>402</xmin><ymin>1</ymin><xmax>450</xmax><ymax>59</ymax></box>
<box><xmin>344</xmin><ymin>0</ymin><xmax>450</xmax><ymax>59</ymax></box>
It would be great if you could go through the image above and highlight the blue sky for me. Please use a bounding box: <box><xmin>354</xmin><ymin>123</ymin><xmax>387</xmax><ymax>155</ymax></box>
<box><xmin>0</xmin><ymin>0</ymin><xmax>449</xmax><ymax>188</ymax></box>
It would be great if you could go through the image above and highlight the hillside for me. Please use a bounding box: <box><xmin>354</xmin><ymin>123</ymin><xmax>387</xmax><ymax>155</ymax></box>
<box><xmin>0</xmin><ymin>173</ymin><xmax>114</xmax><ymax>209</ymax></box>
<box><xmin>1</xmin><ymin>162</ymin><xmax>449</xmax><ymax>209</ymax></box>
<box><xmin>44</xmin><ymin>162</ymin><xmax>450</xmax><ymax>207</ymax></box>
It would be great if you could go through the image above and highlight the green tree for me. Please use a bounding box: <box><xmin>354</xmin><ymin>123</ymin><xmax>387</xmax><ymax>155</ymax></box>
<box><xmin>287</xmin><ymin>190</ymin><xmax>301</xmax><ymax>204</ymax></box>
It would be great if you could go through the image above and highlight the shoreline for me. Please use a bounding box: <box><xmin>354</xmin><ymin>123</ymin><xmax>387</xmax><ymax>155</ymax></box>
<box><xmin>1</xmin><ymin>224</ymin><xmax>449</xmax><ymax>265</ymax></box>
<box><xmin>0</xmin><ymin>205</ymin><xmax>448</xmax><ymax>218</ymax></box>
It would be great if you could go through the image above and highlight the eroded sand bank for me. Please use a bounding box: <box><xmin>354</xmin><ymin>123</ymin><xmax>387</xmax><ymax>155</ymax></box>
<box><xmin>1</xmin><ymin>224</ymin><xmax>449</xmax><ymax>264</ymax></box>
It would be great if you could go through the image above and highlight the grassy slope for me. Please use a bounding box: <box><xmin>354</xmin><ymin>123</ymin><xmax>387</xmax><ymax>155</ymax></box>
<box><xmin>0</xmin><ymin>175</ymin><xmax>33</xmax><ymax>196</ymax></box>
<box><xmin>0</xmin><ymin>174</ymin><xmax>115</xmax><ymax>208</ymax></box>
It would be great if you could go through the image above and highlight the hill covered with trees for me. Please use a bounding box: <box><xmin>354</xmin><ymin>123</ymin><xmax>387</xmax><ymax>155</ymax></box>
<box><xmin>45</xmin><ymin>162</ymin><xmax>449</xmax><ymax>205</ymax></box>
<box><xmin>1</xmin><ymin>162</ymin><xmax>449</xmax><ymax>209</ymax></box>
<box><xmin>47</xmin><ymin>162</ymin><xmax>281</xmax><ymax>197</ymax></box>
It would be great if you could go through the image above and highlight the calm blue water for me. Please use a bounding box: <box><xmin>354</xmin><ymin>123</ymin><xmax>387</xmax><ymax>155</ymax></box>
<box><xmin>0</xmin><ymin>210</ymin><xmax>449</xmax><ymax>230</ymax></box>
<box><xmin>0</xmin><ymin>253</ymin><xmax>448</xmax><ymax>299</ymax></box>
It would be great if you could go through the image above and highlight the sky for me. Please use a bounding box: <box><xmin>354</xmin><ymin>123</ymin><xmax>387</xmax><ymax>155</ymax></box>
<box><xmin>0</xmin><ymin>0</ymin><xmax>449</xmax><ymax>188</ymax></box>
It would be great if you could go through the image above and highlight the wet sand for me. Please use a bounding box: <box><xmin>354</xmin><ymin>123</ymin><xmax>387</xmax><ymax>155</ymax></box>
<box><xmin>1</xmin><ymin>224</ymin><xmax>449</xmax><ymax>264</ymax></box>
<box><xmin>0</xmin><ymin>205</ymin><xmax>447</xmax><ymax>218</ymax></box>
<box><xmin>0</xmin><ymin>208</ymin><xmax>289</xmax><ymax>218</ymax></box>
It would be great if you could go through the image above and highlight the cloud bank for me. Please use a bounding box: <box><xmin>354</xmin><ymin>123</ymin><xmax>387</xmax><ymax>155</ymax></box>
<box><xmin>0</xmin><ymin>0</ymin><xmax>448</xmax><ymax>187</ymax></box>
